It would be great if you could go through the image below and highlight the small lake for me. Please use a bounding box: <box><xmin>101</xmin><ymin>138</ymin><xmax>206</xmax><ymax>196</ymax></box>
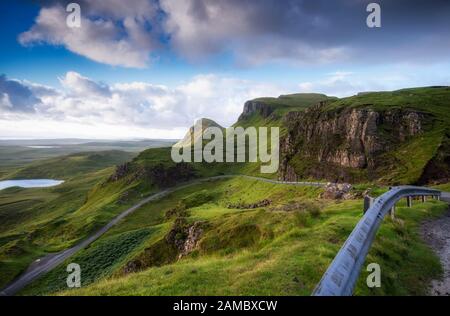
<box><xmin>0</xmin><ymin>179</ymin><xmax>64</xmax><ymax>191</ymax></box>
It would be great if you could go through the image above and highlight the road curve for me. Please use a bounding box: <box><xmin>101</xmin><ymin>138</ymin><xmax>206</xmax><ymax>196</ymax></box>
<box><xmin>0</xmin><ymin>175</ymin><xmax>324</xmax><ymax>296</ymax></box>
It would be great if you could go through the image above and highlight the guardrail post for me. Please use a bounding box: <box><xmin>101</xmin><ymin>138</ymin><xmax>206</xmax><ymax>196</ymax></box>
<box><xmin>406</xmin><ymin>196</ymin><xmax>412</xmax><ymax>207</ymax></box>
<box><xmin>421</xmin><ymin>195</ymin><xmax>426</xmax><ymax>202</ymax></box>
<box><xmin>389</xmin><ymin>205</ymin><xmax>395</xmax><ymax>219</ymax></box>
<box><xmin>363</xmin><ymin>195</ymin><xmax>374</xmax><ymax>214</ymax></box>
<box><xmin>436</xmin><ymin>195</ymin><xmax>441</xmax><ymax>201</ymax></box>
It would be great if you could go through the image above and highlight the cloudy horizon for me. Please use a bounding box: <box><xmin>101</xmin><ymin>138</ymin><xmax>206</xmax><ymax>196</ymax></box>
<box><xmin>1</xmin><ymin>0</ymin><xmax>449</xmax><ymax>139</ymax></box>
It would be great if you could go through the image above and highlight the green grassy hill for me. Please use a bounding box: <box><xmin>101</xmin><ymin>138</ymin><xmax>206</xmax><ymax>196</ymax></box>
<box><xmin>3</xmin><ymin>150</ymin><xmax>135</xmax><ymax>180</ymax></box>
<box><xmin>1</xmin><ymin>86</ymin><xmax>449</xmax><ymax>296</ymax></box>
<box><xmin>0</xmin><ymin>150</ymin><xmax>139</xmax><ymax>288</ymax></box>
<box><xmin>20</xmin><ymin>177</ymin><xmax>447</xmax><ymax>296</ymax></box>
<box><xmin>279</xmin><ymin>87</ymin><xmax>450</xmax><ymax>184</ymax></box>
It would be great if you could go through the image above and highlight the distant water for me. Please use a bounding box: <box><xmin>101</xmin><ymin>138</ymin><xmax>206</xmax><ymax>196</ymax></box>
<box><xmin>26</xmin><ymin>146</ymin><xmax>59</xmax><ymax>149</ymax></box>
<box><xmin>0</xmin><ymin>179</ymin><xmax>64</xmax><ymax>191</ymax></box>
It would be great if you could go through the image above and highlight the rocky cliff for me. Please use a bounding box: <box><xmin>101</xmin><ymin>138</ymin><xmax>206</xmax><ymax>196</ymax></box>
<box><xmin>278</xmin><ymin>101</ymin><xmax>443</xmax><ymax>184</ymax></box>
<box><xmin>238</xmin><ymin>100</ymin><xmax>274</xmax><ymax>121</ymax></box>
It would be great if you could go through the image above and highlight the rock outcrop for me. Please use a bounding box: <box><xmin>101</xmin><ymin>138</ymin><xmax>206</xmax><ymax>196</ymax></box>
<box><xmin>238</xmin><ymin>100</ymin><xmax>274</xmax><ymax>121</ymax></box>
<box><xmin>321</xmin><ymin>183</ymin><xmax>353</xmax><ymax>200</ymax></box>
<box><xmin>279</xmin><ymin>102</ymin><xmax>431</xmax><ymax>183</ymax></box>
<box><xmin>226</xmin><ymin>199</ymin><xmax>272</xmax><ymax>209</ymax></box>
<box><xmin>418</xmin><ymin>133</ymin><xmax>450</xmax><ymax>185</ymax></box>
<box><xmin>178</xmin><ymin>222</ymin><xmax>204</xmax><ymax>259</ymax></box>
<box><xmin>122</xmin><ymin>218</ymin><xmax>205</xmax><ymax>274</ymax></box>
<box><xmin>109</xmin><ymin>162</ymin><xmax>131</xmax><ymax>181</ymax></box>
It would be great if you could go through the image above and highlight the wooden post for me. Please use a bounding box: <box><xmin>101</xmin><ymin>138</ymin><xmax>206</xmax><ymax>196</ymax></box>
<box><xmin>406</xmin><ymin>196</ymin><xmax>412</xmax><ymax>207</ymax></box>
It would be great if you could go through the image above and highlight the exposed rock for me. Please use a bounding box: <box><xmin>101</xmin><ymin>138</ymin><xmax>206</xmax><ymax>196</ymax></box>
<box><xmin>122</xmin><ymin>260</ymin><xmax>141</xmax><ymax>274</ymax></box>
<box><xmin>417</xmin><ymin>133</ymin><xmax>450</xmax><ymax>185</ymax></box>
<box><xmin>165</xmin><ymin>203</ymin><xmax>188</xmax><ymax>219</ymax></box>
<box><xmin>122</xmin><ymin>219</ymin><xmax>205</xmax><ymax>274</ymax></box>
<box><xmin>165</xmin><ymin>218</ymin><xmax>205</xmax><ymax>259</ymax></box>
<box><xmin>321</xmin><ymin>182</ymin><xmax>353</xmax><ymax>200</ymax></box>
<box><xmin>109</xmin><ymin>162</ymin><xmax>131</xmax><ymax>181</ymax></box>
<box><xmin>279</xmin><ymin>102</ymin><xmax>430</xmax><ymax>183</ymax></box>
<box><xmin>179</xmin><ymin>222</ymin><xmax>204</xmax><ymax>259</ymax></box>
<box><xmin>226</xmin><ymin>199</ymin><xmax>272</xmax><ymax>209</ymax></box>
<box><xmin>238</xmin><ymin>100</ymin><xmax>274</xmax><ymax>121</ymax></box>
<box><xmin>147</xmin><ymin>162</ymin><xmax>196</xmax><ymax>188</ymax></box>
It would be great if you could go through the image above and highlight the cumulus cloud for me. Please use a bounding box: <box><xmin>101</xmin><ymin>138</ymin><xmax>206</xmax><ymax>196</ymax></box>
<box><xmin>19</xmin><ymin>0</ymin><xmax>450</xmax><ymax>68</ymax></box>
<box><xmin>0</xmin><ymin>75</ymin><xmax>41</xmax><ymax>112</ymax></box>
<box><xmin>297</xmin><ymin>69</ymin><xmax>450</xmax><ymax>97</ymax></box>
<box><xmin>1</xmin><ymin>67</ymin><xmax>448</xmax><ymax>139</ymax></box>
<box><xmin>160</xmin><ymin>0</ymin><xmax>450</xmax><ymax>65</ymax></box>
<box><xmin>0</xmin><ymin>71</ymin><xmax>285</xmax><ymax>138</ymax></box>
<box><xmin>60</xmin><ymin>71</ymin><xmax>111</xmax><ymax>97</ymax></box>
<box><xmin>19</xmin><ymin>1</ymin><xmax>159</xmax><ymax>68</ymax></box>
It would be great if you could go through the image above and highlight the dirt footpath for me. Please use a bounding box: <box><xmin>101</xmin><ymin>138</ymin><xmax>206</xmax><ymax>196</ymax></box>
<box><xmin>421</xmin><ymin>206</ymin><xmax>450</xmax><ymax>296</ymax></box>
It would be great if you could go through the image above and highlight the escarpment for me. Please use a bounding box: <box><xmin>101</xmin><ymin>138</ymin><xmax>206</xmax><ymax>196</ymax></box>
<box><xmin>238</xmin><ymin>100</ymin><xmax>274</xmax><ymax>121</ymax></box>
<box><xmin>278</xmin><ymin>101</ymin><xmax>437</xmax><ymax>184</ymax></box>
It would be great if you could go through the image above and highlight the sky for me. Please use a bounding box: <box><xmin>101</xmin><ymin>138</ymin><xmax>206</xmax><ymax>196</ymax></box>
<box><xmin>0</xmin><ymin>0</ymin><xmax>449</xmax><ymax>139</ymax></box>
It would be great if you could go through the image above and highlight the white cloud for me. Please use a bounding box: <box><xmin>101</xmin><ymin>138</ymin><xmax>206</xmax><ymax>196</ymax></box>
<box><xmin>19</xmin><ymin>3</ymin><xmax>158</xmax><ymax>68</ymax></box>
<box><xmin>60</xmin><ymin>71</ymin><xmax>111</xmax><ymax>97</ymax></box>
<box><xmin>0</xmin><ymin>72</ymin><xmax>284</xmax><ymax>139</ymax></box>
<box><xmin>18</xmin><ymin>1</ymin><xmax>450</xmax><ymax>68</ymax></box>
<box><xmin>159</xmin><ymin>0</ymin><xmax>349</xmax><ymax>66</ymax></box>
<box><xmin>298</xmin><ymin>71</ymin><xmax>405</xmax><ymax>97</ymax></box>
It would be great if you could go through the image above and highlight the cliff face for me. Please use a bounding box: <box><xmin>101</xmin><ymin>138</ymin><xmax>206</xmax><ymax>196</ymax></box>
<box><xmin>279</xmin><ymin>102</ymin><xmax>432</xmax><ymax>183</ymax></box>
<box><xmin>238</xmin><ymin>101</ymin><xmax>274</xmax><ymax>121</ymax></box>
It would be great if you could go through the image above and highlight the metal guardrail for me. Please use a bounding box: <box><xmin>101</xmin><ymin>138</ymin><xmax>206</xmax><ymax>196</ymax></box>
<box><xmin>312</xmin><ymin>186</ymin><xmax>442</xmax><ymax>296</ymax></box>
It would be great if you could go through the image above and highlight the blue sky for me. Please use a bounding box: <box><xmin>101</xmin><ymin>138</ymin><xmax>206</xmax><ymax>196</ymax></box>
<box><xmin>0</xmin><ymin>0</ymin><xmax>449</xmax><ymax>139</ymax></box>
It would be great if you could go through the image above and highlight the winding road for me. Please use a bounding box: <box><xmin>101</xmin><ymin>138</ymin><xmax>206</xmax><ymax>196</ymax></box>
<box><xmin>0</xmin><ymin>175</ymin><xmax>324</xmax><ymax>296</ymax></box>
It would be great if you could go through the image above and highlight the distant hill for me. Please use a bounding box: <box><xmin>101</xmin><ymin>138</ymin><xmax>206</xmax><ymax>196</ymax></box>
<box><xmin>173</xmin><ymin>118</ymin><xmax>224</xmax><ymax>148</ymax></box>
<box><xmin>4</xmin><ymin>150</ymin><xmax>135</xmax><ymax>180</ymax></box>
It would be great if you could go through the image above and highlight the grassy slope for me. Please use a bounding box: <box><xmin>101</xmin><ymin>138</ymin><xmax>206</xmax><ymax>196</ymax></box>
<box><xmin>330</xmin><ymin>87</ymin><xmax>450</xmax><ymax>185</ymax></box>
<box><xmin>4</xmin><ymin>87</ymin><xmax>450</xmax><ymax>295</ymax></box>
<box><xmin>0</xmin><ymin>139</ymin><xmax>174</xmax><ymax>172</ymax></box>
<box><xmin>234</xmin><ymin>88</ymin><xmax>449</xmax><ymax>185</ymax></box>
<box><xmin>2</xmin><ymin>150</ymin><xmax>135</xmax><ymax>180</ymax></box>
<box><xmin>0</xmin><ymin>151</ymin><xmax>140</xmax><ymax>288</ymax></box>
<box><xmin>19</xmin><ymin>177</ymin><xmax>447</xmax><ymax>296</ymax></box>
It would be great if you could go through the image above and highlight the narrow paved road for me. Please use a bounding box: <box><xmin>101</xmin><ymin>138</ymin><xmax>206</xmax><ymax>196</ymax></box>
<box><xmin>422</xmin><ymin>192</ymin><xmax>450</xmax><ymax>296</ymax></box>
<box><xmin>0</xmin><ymin>175</ymin><xmax>324</xmax><ymax>296</ymax></box>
